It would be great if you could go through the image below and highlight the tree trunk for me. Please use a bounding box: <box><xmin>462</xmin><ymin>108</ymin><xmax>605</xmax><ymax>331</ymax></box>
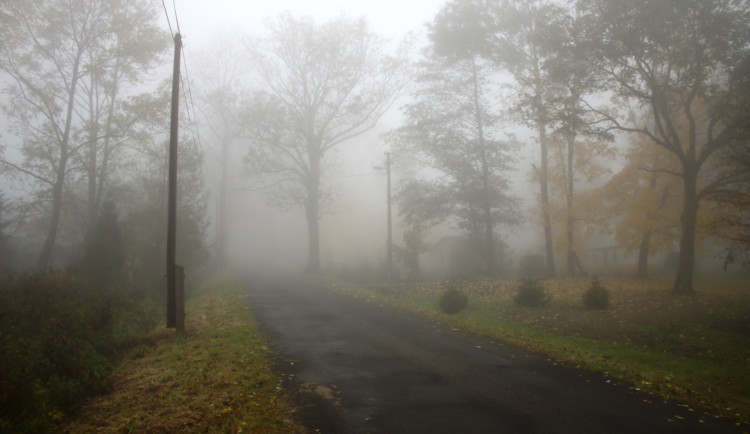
<box><xmin>673</xmin><ymin>169</ymin><xmax>698</xmax><ymax>295</ymax></box>
<box><xmin>565</xmin><ymin>128</ymin><xmax>576</xmax><ymax>277</ymax></box>
<box><xmin>36</xmin><ymin>171</ymin><xmax>65</xmax><ymax>271</ymax></box>
<box><xmin>305</xmin><ymin>153</ymin><xmax>321</xmax><ymax>273</ymax></box>
<box><xmin>538</xmin><ymin>121</ymin><xmax>555</xmax><ymax>278</ymax></box>
<box><xmin>36</xmin><ymin>55</ymin><xmax>81</xmax><ymax>270</ymax></box>
<box><xmin>470</xmin><ymin>56</ymin><xmax>495</xmax><ymax>276</ymax></box>
<box><xmin>87</xmin><ymin>137</ymin><xmax>98</xmax><ymax>230</ymax></box>
<box><xmin>86</xmin><ymin>74</ymin><xmax>100</xmax><ymax>235</ymax></box>
<box><xmin>305</xmin><ymin>191</ymin><xmax>320</xmax><ymax>273</ymax></box>
<box><xmin>571</xmin><ymin>251</ymin><xmax>587</xmax><ymax>276</ymax></box>
<box><xmin>566</xmin><ymin>236</ymin><xmax>575</xmax><ymax>276</ymax></box>
<box><xmin>93</xmin><ymin>68</ymin><xmax>120</xmax><ymax>226</ymax></box>
<box><xmin>637</xmin><ymin>232</ymin><xmax>651</xmax><ymax>279</ymax></box>
<box><xmin>532</xmin><ymin>60</ymin><xmax>554</xmax><ymax>278</ymax></box>
<box><xmin>217</xmin><ymin>137</ymin><xmax>229</xmax><ymax>267</ymax></box>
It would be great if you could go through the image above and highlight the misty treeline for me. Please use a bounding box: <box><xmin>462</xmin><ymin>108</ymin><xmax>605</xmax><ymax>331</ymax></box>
<box><xmin>0</xmin><ymin>0</ymin><xmax>749</xmax><ymax>300</ymax></box>
<box><xmin>0</xmin><ymin>0</ymin><xmax>207</xmax><ymax>281</ymax></box>
<box><xmin>0</xmin><ymin>1</ymin><xmax>199</xmax><ymax>428</ymax></box>
<box><xmin>231</xmin><ymin>0</ymin><xmax>749</xmax><ymax>295</ymax></box>
<box><xmin>399</xmin><ymin>0</ymin><xmax>750</xmax><ymax>295</ymax></box>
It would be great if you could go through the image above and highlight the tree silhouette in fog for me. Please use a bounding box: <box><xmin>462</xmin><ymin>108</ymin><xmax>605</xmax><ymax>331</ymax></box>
<box><xmin>0</xmin><ymin>0</ymin><xmax>168</xmax><ymax>270</ymax></box>
<box><xmin>240</xmin><ymin>13</ymin><xmax>407</xmax><ymax>273</ymax></box>
<box><xmin>84</xmin><ymin>200</ymin><xmax>124</xmax><ymax>285</ymax></box>
<box><xmin>388</xmin><ymin>50</ymin><xmax>520</xmax><ymax>276</ymax></box>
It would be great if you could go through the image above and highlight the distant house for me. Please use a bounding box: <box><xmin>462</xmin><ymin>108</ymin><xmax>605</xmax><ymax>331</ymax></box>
<box><xmin>582</xmin><ymin>245</ymin><xmax>631</xmax><ymax>274</ymax></box>
<box><xmin>421</xmin><ymin>235</ymin><xmax>510</xmax><ymax>278</ymax></box>
<box><xmin>581</xmin><ymin>243</ymin><xmax>679</xmax><ymax>276</ymax></box>
<box><xmin>419</xmin><ymin>235</ymin><xmax>480</xmax><ymax>278</ymax></box>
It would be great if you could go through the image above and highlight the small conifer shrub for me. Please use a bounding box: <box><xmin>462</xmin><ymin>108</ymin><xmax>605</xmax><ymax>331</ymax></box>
<box><xmin>514</xmin><ymin>278</ymin><xmax>549</xmax><ymax>307</ymax></box>
<box><xmin>583</xmin><ymin>276</ymin><xmax>610</xmax><ymax>310</ymax></box>
<box><xmin>439</xmin><ymin>287</ymin><xmax>468</xmax><ymax>314</ymax></box>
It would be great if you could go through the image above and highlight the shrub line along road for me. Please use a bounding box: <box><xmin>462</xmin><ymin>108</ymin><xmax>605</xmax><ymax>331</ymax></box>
<box><xmin>246</xmin><ymin>276</ymin><xmax>744</xmax><ymax>434</ymax></box>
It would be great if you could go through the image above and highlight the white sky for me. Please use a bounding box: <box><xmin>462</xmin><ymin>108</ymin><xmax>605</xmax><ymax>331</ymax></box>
<box><xmin>168</xmin><ymin>0</ymin><xmax>445</xmax><ymax>43</ymax></box>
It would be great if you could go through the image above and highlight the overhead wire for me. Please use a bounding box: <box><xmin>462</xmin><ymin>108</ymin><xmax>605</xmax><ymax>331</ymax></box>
<box><xmin>180</xmin><ymin>47</ymin><xmax>205</xmax><ymax>152</ymax></box>
<box><xmin>161</xmin><ymin>0</ymin><xmax>173</xmax><ymax>38</ymax></box>
<box><xmin>171</xmin><ymin>0</ymin><xmax>182</xmax><ymax>35</ymax></box>
<box><xmin>166</xmin><ymin>0</ymin><xmax>204</xmax><ymax>153</ymax></box>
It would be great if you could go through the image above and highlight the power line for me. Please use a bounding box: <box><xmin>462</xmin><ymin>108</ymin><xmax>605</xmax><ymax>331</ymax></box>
<box><xmin>180</xmin><ymin>47</ymin><xmax>205</xmax><ymax>152</ymax></box>
<box><xmin>171</xmin><ymin>0</ymin><xmax>182</xmax><ymax>35</ymax></box>
<box><xmin>161</xmin><ymin>0</ymin><xmax>173</xmax><ymax>38</ymax></box>
<box><xmin>166</xmin><ymin>0</ymin><xmax>204</xmax><ymax>154</ymax></box>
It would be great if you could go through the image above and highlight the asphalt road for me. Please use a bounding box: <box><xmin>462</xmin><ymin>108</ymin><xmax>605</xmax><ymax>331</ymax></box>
<box><xmin>246</xmin><ymin>276</ymin><xmax>744</xmax><ymax>434</ymax></box>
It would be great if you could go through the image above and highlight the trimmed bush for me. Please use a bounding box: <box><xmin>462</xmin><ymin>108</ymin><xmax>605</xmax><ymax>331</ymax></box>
<box><xmin>514</xmin><ymin>278</ymin><xmax>549</xmax><ymax>307</ymax></box>
<box><xmin>439</xmin><ymin>287</ymin><xmax>468</xmax><ymax>314</ymax></box>
<box><xmin>583</xmin><ymin>276</ymin><xmax>610</xmax><ymax>310</ymax></box>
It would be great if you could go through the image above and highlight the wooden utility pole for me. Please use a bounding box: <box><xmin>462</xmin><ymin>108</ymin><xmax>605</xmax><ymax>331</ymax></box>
<box><xmin>386</xmin><ymin>152</ymin><xmax>392</xmax><ymax>282</ymax></box>
<box><xmin>167</xmin><ymin>33</ymin><xmax>182</xmax><ymax>329</ymax></box>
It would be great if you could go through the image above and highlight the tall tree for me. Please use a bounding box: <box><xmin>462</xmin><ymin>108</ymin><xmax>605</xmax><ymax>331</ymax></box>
<box><xmin>389</xmin><ymin>52</ymin><xmax>520</xmax><ymax>275</ymax></box>
<box><xmin>704</xmin><ymin>134</ymin><xmax>750</xmax><ymax>268</ymax></box>
<box><xmin>543</xmin><ymin>10</ymin><xmax>614</xmax><ymax>276</ymax></box>
<box><xmin>196</xmin><ymin>36</ymin><xmax>247</xmax><ymax>268</ymax></box>
<box><xmin>546</xmin><ymin>131</ymin><xmax>615</xmax><ymax>276</ymax></box>
<box><xmin>432</xmin><ymin>0</ymin><xmax>566</xmax><ymax>277</ymax></box>
<box><xmin>602</xmin><ymin>135</ymin><xmax>682</xmax><ymax>278</ymax></box>
<box><xmin>119</xmin><ymin>90</ymin><xmax>208</xmax><ymax>284</ymax></box>
<box><xmin>75</xmin><ymin>0</ymin><xmax>167</xmax><ymax>232</ymax></box>
<box><xmin>242</xmin><ymin>13</ymin><xmax>405</xmax><ymax>272</ymax></box>
<box><xmin>0</xmin><ymin>0</ymin><xmax>168</xmax><ymax>270</ymax></box>
<box><xmin>579</xmin><ymin>0</ymin><xmax>750</xmax><ymax>293</ymax></box>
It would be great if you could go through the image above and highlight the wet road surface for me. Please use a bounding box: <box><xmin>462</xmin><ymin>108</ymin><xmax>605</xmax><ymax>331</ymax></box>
<box><xmin>246</xmin><ymin>276</ymin><xmax>744</xmax><ymax>433</ymax></box>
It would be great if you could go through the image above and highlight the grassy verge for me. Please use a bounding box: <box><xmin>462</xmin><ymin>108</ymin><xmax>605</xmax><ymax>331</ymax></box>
<box><xmin>0</xmin><ymin>271</ymin><xmax>160</xmax><ymax>432</ymax></box>
<box><xmin>318</xmin><ymin>276</ymin><xmax>750</xmax><ymax>426</ymax></box>
<box><xmin>66</xmin><ymin>275</ymin><xmax>303</xmax><ymax>433</ymax></box>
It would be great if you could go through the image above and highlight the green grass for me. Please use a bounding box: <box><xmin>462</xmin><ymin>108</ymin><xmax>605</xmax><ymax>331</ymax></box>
<box><xmin>66</xmin><ymin>274</ymin><xmax>302</xmax><ymax>433</ymax></box>
<box><xmin>323</xmin><ymin>276</ymin><xmax>750</xmax><ymax>425</ymax></box>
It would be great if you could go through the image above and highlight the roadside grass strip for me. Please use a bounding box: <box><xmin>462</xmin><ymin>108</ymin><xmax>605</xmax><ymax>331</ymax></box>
<box><xmin>67</xmin><ymin>277</ymin><xmax>302</xmax><ymax>433</ymax></box>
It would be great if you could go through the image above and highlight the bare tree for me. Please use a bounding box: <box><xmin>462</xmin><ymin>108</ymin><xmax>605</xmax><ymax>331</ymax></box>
<box><xmin>242</xmin><ymin>13</ymin><xmax>406</xmax><ymax>272</ymax></box>
<box><xmin>195</xmin><ymin>35</ymin><xmax>248</xmax><ymax>267</ymax></box>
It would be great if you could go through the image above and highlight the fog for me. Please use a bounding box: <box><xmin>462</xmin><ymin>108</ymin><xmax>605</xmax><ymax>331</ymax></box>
<box><xmin>3</xmin><ymin>1</ymin><xmax>750</xmax><ymax>430</ymax></box>
<box><xmin>0</xmin><ymin>0</ymin><xmax>747</xmax><ymax>285</ymax></box>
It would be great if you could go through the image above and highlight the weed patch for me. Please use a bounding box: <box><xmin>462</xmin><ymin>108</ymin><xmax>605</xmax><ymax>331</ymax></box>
<box><xmin>0</xmin><ymin>271</ymin><xmax>159</xmax><ymax>432</ymax></box>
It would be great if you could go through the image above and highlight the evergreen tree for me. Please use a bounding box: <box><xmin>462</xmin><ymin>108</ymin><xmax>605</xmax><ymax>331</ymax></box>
<box><xmin>84</xmin><ymin>200</ymin><xmax>124</xmax><ymax>285</ymax></box>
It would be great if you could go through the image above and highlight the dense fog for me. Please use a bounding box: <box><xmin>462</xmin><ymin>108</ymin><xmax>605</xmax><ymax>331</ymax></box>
<box><xmin>1</xmin><ymin>0</ymin><xmax>748</xmax><ymax>287</ymax></box>
<box><xmin>2</xmin><ymin>1</ymin><xmax>750</xmax><ymax>430</ymax></box>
